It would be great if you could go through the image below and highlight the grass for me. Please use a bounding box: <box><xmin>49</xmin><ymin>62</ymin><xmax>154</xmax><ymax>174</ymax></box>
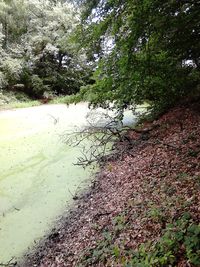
<box><xmin>49</xmin><ymin>94</ymin><xmax>76</xmax><ymax>105</ymax></box>
<box><xmin>0</xmin><ymin>95</ymin><xmax>76</xmax><ymax>111</ymax></box>
<box><xmin>0</xmin><ymin>90</ymin><xmax>75</xmax><ymax>110</ymax></box>
<box><xmin>0</xmin><ymin>90</ymin><xmax>41</xmax><ymax>110</ymax></box>
<box><xmin>4</xmin><ymin>100</ymin><xmax>41</xmax><ymax>109</ymax></box>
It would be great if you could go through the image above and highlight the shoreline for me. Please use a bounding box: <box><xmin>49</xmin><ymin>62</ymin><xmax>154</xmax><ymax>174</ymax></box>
<box><xmin>14</xmin><ymin>102</ymin><xmax>200</xmax><ymax>266</ymax></box>
<box><xmin>19</xmin><ymin>171</ymin><xmax>101</xmax><ymax>267</ymax></box>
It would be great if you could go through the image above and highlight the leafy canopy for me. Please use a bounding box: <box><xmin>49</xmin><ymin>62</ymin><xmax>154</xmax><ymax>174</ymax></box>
<box><xmin>0</xmin><ymin>0</ymin><xmax>91</xmax><ymax>98</ymax></box>
<box><xmin>75</xmin><ymin>0</ymin><xmax>200</xmax><ymax>111</ymax></box>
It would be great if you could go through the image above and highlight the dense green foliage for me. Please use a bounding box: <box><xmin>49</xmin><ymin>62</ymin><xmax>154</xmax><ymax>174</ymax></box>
<box><xmin>1</xmin><ymin>0</ymin><xmax>199</xmax><ymax>107</ymax></box>
<box><xmin>80</xmin><ymin>213</ymin><xmax>200</xmax><ymax>266</ymax></box>
<box><xmin>0</xmin><ymin>0</ymin><xmax>91</xmax><ymax>99</ymax></box>
<box><xmin>75</xmin><ymin>0</ymin><xmax>200</xmax><ymax>111</ymax></box>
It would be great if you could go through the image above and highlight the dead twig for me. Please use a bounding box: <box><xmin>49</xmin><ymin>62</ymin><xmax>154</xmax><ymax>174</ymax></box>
<box><xmin>0</xmin><ymin>258</ymin><xmax>17</xmax><ymax>267</ymax></box>
<box><xmin>152</xmin><ymin>140</ymin><xmax>180</xmax><ymax>150</ymax></box>
<box><xmin>62</xmin><ymin>110</ymin><xmax>157</xmax><ymax>167</ymax></box>
<box><xmin>68</xmin><ymin>189</ymin><xmax>79</xmax><ymax>200</ymax></box>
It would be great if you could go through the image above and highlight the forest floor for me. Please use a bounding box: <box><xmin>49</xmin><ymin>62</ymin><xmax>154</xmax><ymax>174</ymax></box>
<box><xmin>21</xmin><ymin>101</ymin><xmax>200</xmax><ymax>267</ymax></box>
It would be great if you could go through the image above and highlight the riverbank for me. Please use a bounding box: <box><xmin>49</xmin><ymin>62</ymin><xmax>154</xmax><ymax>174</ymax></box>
<box><xmin>20</xmin><ymin>101</ymin><xmax>200</xmax><ymax>267</ymax></box>
<box><xmin>0</xmin><ymin>90</ymin><xmax>74</xmax><ymax>111</ymax></box>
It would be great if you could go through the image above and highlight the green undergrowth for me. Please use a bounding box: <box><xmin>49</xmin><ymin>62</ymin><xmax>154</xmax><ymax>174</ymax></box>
<box><xmin>5</xmin><ymin>100</ymin><xmax>41</xmax><ymax>109</ymax></box>
<box><xmin>128</xmin><ymin>213</ymin><xmax>200</xmax><ymax>267</ymax></box>
<box><xmin>79</xmin><ymin>213</ymin><xmax>200</xmax><ymax>267</ymax></box>
<box><xmin>0</xmin><ymin>90</ymin><xmax>40</xmax><ymax>109</ymax></box>
<box><xmin>0</xmin><ymin>91</ymin><xmax>75</xmax><ymax>110</ymax></box>
<box><xmin>49</xmin><ymin>94</ymin><xmax>76</xmax><ymax>105</ymax></box>
<box><xmin>78</xmin><ymin>171</ymin><xmax>200</xmax><ymax>266</ymax></box>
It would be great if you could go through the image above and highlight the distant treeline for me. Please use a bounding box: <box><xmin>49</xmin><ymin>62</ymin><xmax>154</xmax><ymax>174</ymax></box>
<box><xmin>0</xmin><ymin>0</ymin><xmax>199</xmax><ymax>111</ymax></box>
<box><xmin>0</xmin><ymin>0</ymin><xmax>91</xmax><ymax>99</ymax></box>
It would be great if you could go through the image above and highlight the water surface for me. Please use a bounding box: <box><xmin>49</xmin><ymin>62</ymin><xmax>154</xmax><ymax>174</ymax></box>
<box><xmin>0</xmin><ymin>103</ymin><xmax>94</xmax><ymax>263</ymax></box>
<box><xmin>0</xmin><ymin>103</ymin><xmax>137</xmax><ymax>263</ymax></box>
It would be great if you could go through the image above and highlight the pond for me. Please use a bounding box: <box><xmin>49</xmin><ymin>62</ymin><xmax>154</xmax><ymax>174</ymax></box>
<box><xmin>0</xmin><ymin>103</ymin><xmax>137</xmax><ymax>263</ymax></box>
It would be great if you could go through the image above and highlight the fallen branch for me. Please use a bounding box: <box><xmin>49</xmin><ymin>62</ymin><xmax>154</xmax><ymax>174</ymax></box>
<box><xmin>150</xmin><ymin>140</ymin><xmax>180</xmax><ymax>150</ymax></box>
<box><xmin>0</xmin><ymin>258</ymin><xmax>17</xmax><ymax>267</ymax></box>
<box><xmin>62</xmin><ymin>110</ymin><xmax>159</xmax><ymax>167</ymax></box>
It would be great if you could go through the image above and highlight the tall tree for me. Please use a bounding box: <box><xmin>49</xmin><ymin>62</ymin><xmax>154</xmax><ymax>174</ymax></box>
<box><xmin>0</xmin><ymin>0</ymin><xmax>91</xmax><ymax>97</ymax></box>
<box><xmin>75</xmin><ymin>0</ymin><xmax>200</xmax><ymax>111</ymax></box>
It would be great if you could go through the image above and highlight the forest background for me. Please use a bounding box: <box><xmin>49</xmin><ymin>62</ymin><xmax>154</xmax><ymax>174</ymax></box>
<box><xmin>0</xmin><ymin>0</ymin><xmax>199</xmax><ymax>113</ymax></box>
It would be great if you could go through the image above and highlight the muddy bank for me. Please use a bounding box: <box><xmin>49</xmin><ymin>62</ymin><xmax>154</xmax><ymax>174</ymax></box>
<box><xmin>20</xmin><ymin>102</ymin><xmax>200</xmax><ymax>267</ymax></box>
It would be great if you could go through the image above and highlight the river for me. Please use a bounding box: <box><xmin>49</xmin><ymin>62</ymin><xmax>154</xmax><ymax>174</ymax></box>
<box><xmin>0</xmin><ymin>103</ymin><xmax>136</xmax><ymax>263</ymax></box>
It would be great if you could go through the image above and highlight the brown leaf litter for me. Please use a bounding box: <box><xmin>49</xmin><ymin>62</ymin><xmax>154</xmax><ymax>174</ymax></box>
<box><xmin>21</xmin><ymin>102</ymin><xmax>200</xmax><ymax>267</ymax></box>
